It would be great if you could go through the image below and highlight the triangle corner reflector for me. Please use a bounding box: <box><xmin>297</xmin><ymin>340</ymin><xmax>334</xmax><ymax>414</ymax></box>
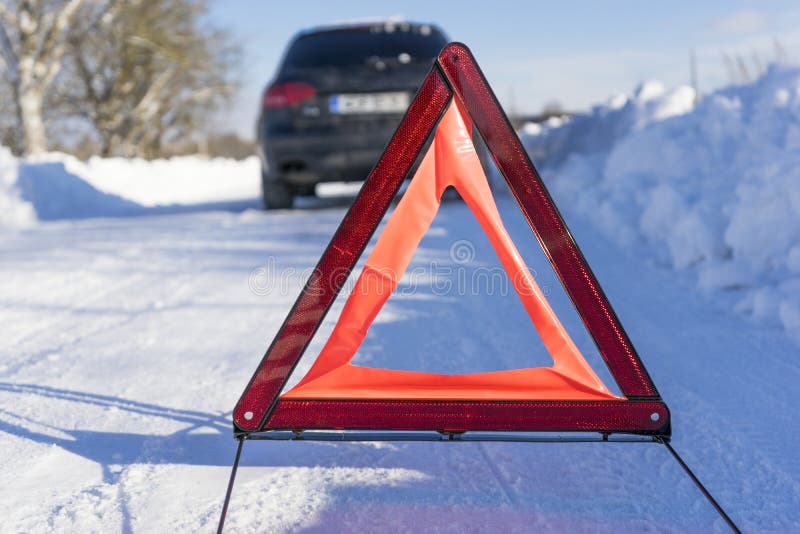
<box><xmin>232</xmin><ymin>42</ymin><xmax>669</xmax><ymax>437</ymax></box>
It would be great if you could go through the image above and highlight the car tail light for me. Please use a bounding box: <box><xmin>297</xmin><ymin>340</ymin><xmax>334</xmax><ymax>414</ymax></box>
<box><xmin>263</xmin><ymin>82</ymin><xmax>316</xmax><ymax>108</ymax></box>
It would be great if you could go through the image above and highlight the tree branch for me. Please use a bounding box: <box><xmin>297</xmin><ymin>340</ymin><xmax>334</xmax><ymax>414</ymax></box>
<box><xmin>0</xmin><ymin>20</ymin><xmax>18</xmax><ymax>78</ymax></box>
<box><xmin>40</xmin><ymin>0</ymin><xmax>86</xmax><ymax>83</ymax></box>
<box><xmin>0</xmin><ymin>3</ymin><xmax>18</xmax><ymax>28</ymax></box>
<box><xmin>133</xmin><ymin>65</ymin><xmax>177</xmax><ymax>122</ymax></box>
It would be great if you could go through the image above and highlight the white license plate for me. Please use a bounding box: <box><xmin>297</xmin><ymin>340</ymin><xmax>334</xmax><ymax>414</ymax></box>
<box><xmin>329</xmin><ymin>92</ymin><xmax>410</xmax><ymax>114</ymax></box>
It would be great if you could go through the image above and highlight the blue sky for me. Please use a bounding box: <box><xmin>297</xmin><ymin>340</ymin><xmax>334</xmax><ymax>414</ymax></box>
<box><xmin>207</xmin><ymin>1</ymin><xmax>800</xmax><ymax>139</ymax></box>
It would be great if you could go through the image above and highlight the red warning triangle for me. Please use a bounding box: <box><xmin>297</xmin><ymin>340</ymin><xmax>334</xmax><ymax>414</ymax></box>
<box><xmin>233</xmin><ymin>43</ymin><xmax>669</xmax><ymax>436</ymax></box>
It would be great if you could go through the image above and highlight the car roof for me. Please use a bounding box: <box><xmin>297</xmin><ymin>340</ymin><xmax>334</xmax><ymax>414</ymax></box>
<box><xmin>297</xmin><ymin>18</ymin><xmax>443</xmax><ymax>38</ymax></box>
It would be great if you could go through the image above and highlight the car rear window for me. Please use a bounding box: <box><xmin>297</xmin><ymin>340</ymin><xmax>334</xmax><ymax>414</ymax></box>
<box><xmin>282</xmin><ymin>25</ymin><xmax>447</xmax><ymax>70</ymax></box>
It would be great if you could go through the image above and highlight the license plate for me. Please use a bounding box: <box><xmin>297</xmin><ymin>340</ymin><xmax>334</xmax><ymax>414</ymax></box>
<box><xmin>329</xmin><ymin>92</ymin><xmax>410</xmax><ymax>114</ymax></box>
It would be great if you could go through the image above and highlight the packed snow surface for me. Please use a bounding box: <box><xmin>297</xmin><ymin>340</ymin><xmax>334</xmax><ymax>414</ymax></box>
<box><xmin>1</xmin><ymin>67</ymin><xmax>799</xmax><ymax>532</ymax></box>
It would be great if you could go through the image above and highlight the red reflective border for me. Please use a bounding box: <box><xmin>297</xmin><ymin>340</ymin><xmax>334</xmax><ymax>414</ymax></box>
<box><xmin>233</xmin><ymin>68</ymin><xmax>453</xmax><ymax>432</ymax></box>
<box><xmin>266</xmin><ymin>399</ymin><xmax>670</xmax><ymax>435</ymax></box>
<box><xmin>437</xmin><ymin>43</ymin><xmax>657</xmax><ymax>398</ymax></box>
<box><xmin>233</xmin><ymin>42</ymin><xmax>667</xmax><ymax>436</ymax></box>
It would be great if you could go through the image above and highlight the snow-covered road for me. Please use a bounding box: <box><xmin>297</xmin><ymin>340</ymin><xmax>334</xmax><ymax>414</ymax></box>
<box><xmin>1</xmin><ymin>194</ymin><xmax>798</xmax><ymax>533</ymax></box>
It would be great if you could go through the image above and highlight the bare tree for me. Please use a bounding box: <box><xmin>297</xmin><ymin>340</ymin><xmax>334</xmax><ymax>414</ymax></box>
<box><xmin>541</xmin><ymin>100</ymin><xmax>564</xmax><ymax>116</ymax></box>
<box><xmin>65</xmin><ymin>0</ymin><xmax>238</xmax><ymax>158</ymax></box>
<box><xmin>735</xmin><ymin>55</ymin><xmax>751</xmax><ymax>82</ymax></box>
<box><xmin>0</xmin><ymin>0</ymin><xmax>86</xmax><ymax>154</ymax></box>
<box><xmin>774</xmin><ymin>38</ymin><xmax>787</xmax><ymax>63</ymax></box>
<box><xmin>721</xmin><ymin>51</ymin><xmax>738</xmax><ymax>85</ymax></box>
<box><xmin>689</xmin><ymin>48</ymin><xmax>699</xmax><ymax>104</ymax></box>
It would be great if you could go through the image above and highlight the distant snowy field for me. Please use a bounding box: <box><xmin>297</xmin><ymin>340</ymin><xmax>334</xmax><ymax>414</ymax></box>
<box><xmin>1</xmin><ymin>67</ymin><xmax>799</xmax><ymax>532</ymax></box>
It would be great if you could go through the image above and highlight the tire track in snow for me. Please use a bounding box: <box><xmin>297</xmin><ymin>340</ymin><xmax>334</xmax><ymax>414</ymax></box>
<box><xmin>476</xmin><ymin>442</ymin><xmax>519</xmax><ymax>506</ymax></box>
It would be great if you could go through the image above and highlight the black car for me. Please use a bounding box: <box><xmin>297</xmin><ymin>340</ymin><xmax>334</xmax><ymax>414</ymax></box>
<box><xmin>257</xmin><ymin>20</ymin><xmax>449</xmax><ymax>209</ymax></box>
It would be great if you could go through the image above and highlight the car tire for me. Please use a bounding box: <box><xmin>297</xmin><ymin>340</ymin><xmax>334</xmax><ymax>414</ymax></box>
<box><xmin>294</xmin><ymin>184</ymin><xmax>316</xmax><ymax>197</ymax></box>
<box><xmin>262</xmin><ymin>178</ymin><xmax>294</xmax><ymax>210</ymax></box>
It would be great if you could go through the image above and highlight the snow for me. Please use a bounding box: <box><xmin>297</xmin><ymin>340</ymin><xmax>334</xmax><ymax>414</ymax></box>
<box><xmin>2</xmin><ymin>195</ymin><xmax>799</xmax><ymax>532</ymax></box>
<box><xmin>69</xmin><ymin>155</ymin><xmax>261</xmax><ymax>207</ymax></box>
<box><xmin>1</xmin><ymin>66</ymin><xmax>799</xmax><ymax>532</ymax></box>
<box><xmin>1</xmin><ymin>152</ymin><xmax>260</xmax><ymax>225</ymax></box>
<box><xmin>521</xmin><ymin>64</ymin><xmax>800</xmax><ymax>342</ymax></box>
<box><xmin>0</xmin><ymin>146</ymin><xmax>36</xmax><ymax>229</ymax></box>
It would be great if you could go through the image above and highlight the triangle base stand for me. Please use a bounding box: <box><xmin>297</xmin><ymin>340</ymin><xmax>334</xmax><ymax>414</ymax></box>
<box><xmin>216</xmin><ymin>432</ymin><xmax>740</xmax><ymax>533</ymax></box>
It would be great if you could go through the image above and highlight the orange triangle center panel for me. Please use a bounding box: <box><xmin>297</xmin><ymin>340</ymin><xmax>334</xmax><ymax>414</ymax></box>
<box><xmin>283</xmin><ymin>102</ymin><xmax>618</xmax><ymax>402</ymax></box>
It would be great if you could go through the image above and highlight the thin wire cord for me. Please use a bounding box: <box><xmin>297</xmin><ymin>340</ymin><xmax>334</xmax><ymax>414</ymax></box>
<box><xmin>659</xmin><ymin>438</ymin><xmax>741</xmax><ymax>533</ymax></box>
<box><xmin>217</xmin><ymin>437</ymin><xmax>245</xmax><ymax>534</ymax></box>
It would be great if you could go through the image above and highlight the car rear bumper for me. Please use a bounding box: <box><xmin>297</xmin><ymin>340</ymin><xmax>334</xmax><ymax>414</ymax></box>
<box><xmin>261</xmin><ymin>124</ymin><xmax>397</xmax><ymax>185</ymax></box>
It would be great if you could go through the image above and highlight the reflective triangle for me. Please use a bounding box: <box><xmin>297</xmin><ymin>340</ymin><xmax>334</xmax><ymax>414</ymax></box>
<box><xmin>233</xmin><ymin>42</ymin><xmax>669</xmax><ymax>436</ymax></box>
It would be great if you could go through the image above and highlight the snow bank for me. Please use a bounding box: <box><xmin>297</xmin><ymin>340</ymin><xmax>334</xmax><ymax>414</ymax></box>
<box><xmin>522</xmin><ymin>65</ymin><xmax>800</xmax><ymax>340</ymax></box>
<box><xmin>0</xmin><ymin>152</ymin><xmax>260</xmax><ymax>226</ymax></box>
<box><xmin>72</xmin><ymin>155</ymin><xmax>260</xmax><ymax>207</ymax></box>
<box><xmin>0</xmin><ymin>147</ymin><xmax>36</xmax><ymax>229</ymax></box>
<box><xmin>17</xmin><ymin>157</ymin><xmax>143</xmax><ymax>220</ymax></box>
